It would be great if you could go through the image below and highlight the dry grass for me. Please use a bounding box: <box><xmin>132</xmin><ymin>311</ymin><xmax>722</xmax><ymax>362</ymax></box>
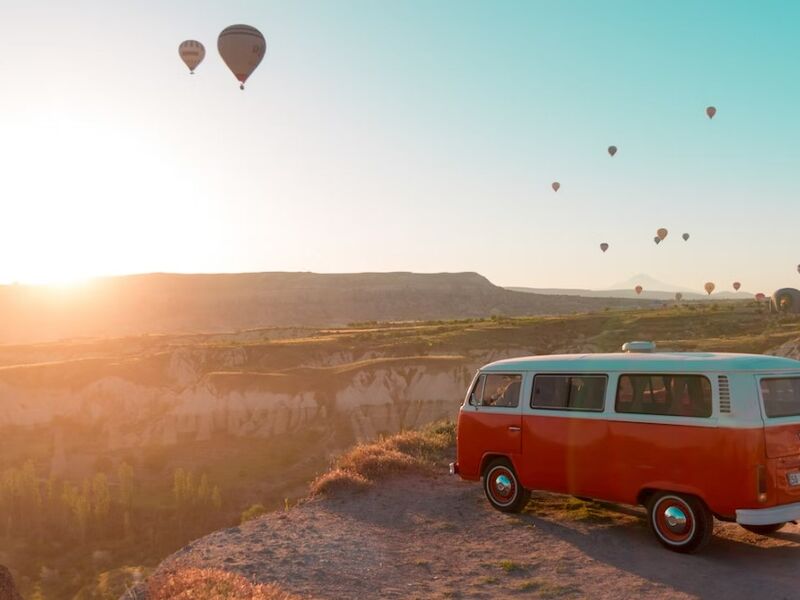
<box><xmin>309</xmin><ymin>420</ymin><xmax>455</xmax><ymax>497</ymax></box>
<box><xmin>147</xmin><ymin>568</ymin><xmax>300</xmax><ymax>600</ymax></box>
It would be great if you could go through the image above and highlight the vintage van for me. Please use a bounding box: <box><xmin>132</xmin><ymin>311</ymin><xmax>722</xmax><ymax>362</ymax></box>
<box><xmin>451</xmin><ymin>342</ymin><xmax>800</xmax><ymax>553</ymax></box>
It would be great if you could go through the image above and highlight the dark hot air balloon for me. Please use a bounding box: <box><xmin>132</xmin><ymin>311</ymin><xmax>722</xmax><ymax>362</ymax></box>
<box><xmin>635</xmin><ymin>285</ymin><xmax>643</xmax><ymax>296</ymax></box>
<box><xmin>675</xmin><ymin>292</ymin><xmax>683</xmax><ymax>301</ymax></box>
<box><xmin>657</xmin><ymin>228</ymin><xmax>668</xmax><ymax>240</ymax></box>
<box><xmin>600</xmin><ymin>243</ymin><xmax>609</xmax><ymax>253</ymax></box>
<box><xmin>608</xmin><ymin>146</ymin><xmax>617</xmax><ymax>157</ymax></box>
<box><xmin>682</xmin><ymin>233</ymin><xmax>690</xmax><ymax>241</ymax></box>
<box><xmin>552</xmin><ymin>182</ymin><xmax>560</xmax><ymax>192</ymax></box>
<box><xmin>704</xmin><ymin>282</ymin><xmax>715</xmax><ymax>295</ymax></box>
<box><xmin>654</xmin><ymin>236</ymin><xmax>661</xmax><ymax>245</ymax></box>
<box><xmin>733</xmin><ymin>282</ymin><xmax>741</xmax><ymax>291</ymax></box>
<box><xmin>218</xmin><ymin>25</ymin><xmax>266</xmax><ymax>90</ymax></box>
<box><xmin>706</xmin><ymin>106</ymin><xmax>717</xmax><ymax>119</ymax></box>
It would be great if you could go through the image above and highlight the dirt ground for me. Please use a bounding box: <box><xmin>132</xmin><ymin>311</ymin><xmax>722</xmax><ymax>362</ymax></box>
<box><xmin>155</xmin><ymin>473</ymin><xmax>800</xmax><ymax>599</ymax></box>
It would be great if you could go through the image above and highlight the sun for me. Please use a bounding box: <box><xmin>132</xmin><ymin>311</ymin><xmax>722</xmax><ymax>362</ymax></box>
<box><xmin>0</xmin><ymin>107</ymin><xmax>192</xmax><ymax>285</ymax></box>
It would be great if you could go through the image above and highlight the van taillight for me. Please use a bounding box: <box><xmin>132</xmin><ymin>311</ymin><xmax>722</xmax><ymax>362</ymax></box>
<box><xmin>757</xmin><ymin>465</ymin><xmax>768</xmax><ymax>503</ymax></box>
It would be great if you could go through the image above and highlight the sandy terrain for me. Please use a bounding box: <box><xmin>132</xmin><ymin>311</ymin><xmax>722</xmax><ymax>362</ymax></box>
<box><xmin>152</xmin><ymin>472</ymin><xmax>800</xmax><ymax>599</ymax></box>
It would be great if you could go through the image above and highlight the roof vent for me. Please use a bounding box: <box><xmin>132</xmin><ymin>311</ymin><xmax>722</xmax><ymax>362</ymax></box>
<box><xmin>622</xmin><ymin>341</ymin><xmax>656</xmax><ymax>353</ymax></box>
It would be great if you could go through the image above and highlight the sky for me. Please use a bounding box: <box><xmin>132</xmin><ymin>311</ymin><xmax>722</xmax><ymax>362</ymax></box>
<box><xmin>0</xmin><ymin>0</ymin><xmax>799</xmax><ymax>293</ymax></box>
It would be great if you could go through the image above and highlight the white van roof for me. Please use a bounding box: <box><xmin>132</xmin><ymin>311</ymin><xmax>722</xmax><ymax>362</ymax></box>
<box><xmin>482</xmin><ymin>352</ymin><xmax>800</xmax><ymax>374</ymax></box>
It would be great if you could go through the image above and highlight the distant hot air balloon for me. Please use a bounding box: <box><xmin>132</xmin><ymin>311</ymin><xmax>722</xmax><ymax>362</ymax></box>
<box><xmin>600</xmin><ymin>243</ymin><xmax>609</xmax><ymax>253</ymax></box>
<box><xmin>682</xmin><ymin>233</ymin><xmax>690</xmax><ymax>241</ymax></box>
<box><xmin>755</xmin><ymin>292</ymin><xmax>766</xmax><ymax>301</ymax></box>
<box><xmin>635</xmin><ymin>285</ymin><xmax>643</xmax><ymax>296</ymax></box>
<box><xmin>656</xmin><ymin>228</ymin><xmax>668</xmax><ymax>241</ymax></box>
<box><xmin>179</xmin><ymin>40</ymin><xmax>205</xmax><ymax>74</ymax></box>
<box><xmin>704</xmin><ymin>282</ymin><xmax>715</xmax><ymax>295</ymax></box>
<box><xmin>608</xmin><ymin>145</ymin><xmax>617</xmax><ymax>157</ymax></box>
<box><xmin>706</xmin><ymin>106</ymin><xmax>717</xmax><ymax>119</ymax></box>
<box><xmin>797</xmin><ymin>264</ymin><xmax>800</xmax><ymax>274</ymax></box>
<box><xmin>552</xmin><ymin>181</ymin><xmax>560</xmax><ymax>192</ymax></box>
<box><xmin>218</xmin><ymin>24</ymin><xmax>266</xmax><ymax>90</ymax></box>
<box><xmin>675</xmin><ymin>292</ymin><xmax>683</xmax><ymax>302</ymax></box>
<box><xmin>654</xmin><ymin>236</ymin><xmax>661</xmax><ymax>245</ymax></box>
<box><xmin>733</xmin><ymin>282</ymin><xmax>741</xmax><ymax>291</ymax></box>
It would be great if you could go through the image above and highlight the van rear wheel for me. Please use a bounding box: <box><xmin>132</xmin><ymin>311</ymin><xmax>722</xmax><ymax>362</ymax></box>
<box><xmin>482</xmin><ymin>459</ymin><xmax>530</xmax><ymax>513</ymax></box>
<box><xmin>646</xmin><ymin>492</ymin><xmax>713</xmax><ymax>553</ymax></box>
<box><xmin>740</xmin><ymin>522</ymin><xmax>786</xmax><ymax>535</ymax></box>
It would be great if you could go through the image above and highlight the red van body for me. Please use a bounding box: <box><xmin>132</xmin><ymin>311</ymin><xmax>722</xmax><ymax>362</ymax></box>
<box><xmin>452</xmin><ymin>349</ymin><xmax>800</xmax><ymax>552</ymax></box>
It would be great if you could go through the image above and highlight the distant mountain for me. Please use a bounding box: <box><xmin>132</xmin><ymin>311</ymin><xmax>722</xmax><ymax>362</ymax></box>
<box><xmin>508</xmin><ymin>274</ymin><xmax>755</xmax><ymax>301</ymax></box>
<box><xmin>0</xmin><ymin>272</ymin><xmax>656</xmax><ymax>344</ymax></box>
<box><xmin>608</xmin><ymin>274</ymin><xmax>696</xmax><ymax>294</ymax></box>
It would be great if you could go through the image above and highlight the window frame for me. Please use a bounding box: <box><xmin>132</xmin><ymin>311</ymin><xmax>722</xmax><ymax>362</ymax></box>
<box><xmin>529</xmin><ymin>373</ymin><xmax>608</xmax><ymax>413</ymax></box>
<box><xmin>467</xmin><ymin>374</ymin><xmax>486</xmax><ymax>407</ymax></box>
<box><xmin>758</xmin><ymin>376</ymin><xmax>800</xmax><ymax>419</ymax></box>
<box><xmin>469</xmin><ymin>372</ymin><xmax>523</xmax><ymax>409</ymax></box>
<box><xmin>614</xmin><ymin>373</ymin><xmax>713</xmax><ymax>419</ymax></box>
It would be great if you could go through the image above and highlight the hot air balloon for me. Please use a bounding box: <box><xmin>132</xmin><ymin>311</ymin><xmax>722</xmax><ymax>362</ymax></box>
<box><xmin>682</xmin><ymin>233</ymin><xmax>690</xmax><ymax>241</ymax></box>
<box><xmin>552</xmin><ymin>182</ymin><xmax>560</xmax><ymax>192</ymax></box>
<box><xmin>179</xmin><ymin>40</ymin><xmax>205</xmax><ymax>74</ymax></box>
<box><xmin>656</xmin><ymin>228</ymin><xmax>668</xmax><ymax>240</ymax></box>
<box><xmin>704</xmin><ymin>282</ymin><xmax>715</xmax><ymax>295</ymax></box>
<box><xmin>218</xmin><ymin>24</ymin><xmax>266</xmax><ymax>90</ymax></box>
<box><xmin>797</xmin><ymin>264</ymin><xmax>800</xmax><ymax>274</ymax></box>
<box><xmin>635</xmin><ymin>285</ymin><xmax>643</xmax><ymax>296</ymax></box>
<box><xmin>608</xmin><ymin>145</ymin><xmax>617</xmax><ymax>157</ymax></box>
<box><xmin>733</xmin><ymin>282</ymin><xmax>741</xmax><ymax>291</ymax></box>
<box><xmin>675</xmin><ymin>292</ymin><xmax>683</xmax><ymax>302</ymax></box>
<box><xmin>654</xmin><ymin>236</ymin><xmax>661</xmax><ymax>245</ymax></box>
<box><xmin>706</xmin><ymin>106</ymin><xmax>717</xmax><ymax>119</ymax></box>
<box><xmin>755</xmin><ymin>293</ymin><xmax>766</xmax><ymax>301</ymax></box>
<box><xmin>600</xmin><ymin>243</ymin><xmax>609</xmax><ymax>253</ymax></box>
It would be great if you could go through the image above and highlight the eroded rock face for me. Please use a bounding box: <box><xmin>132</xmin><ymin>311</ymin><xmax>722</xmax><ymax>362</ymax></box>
<box><xmin>0</xmin><ymin>346</ymin><xmax>505</xmax><ymax>452</ymax></box>
<box><xmin>0</xmin><ymin>565</ymin><xmax>23</xmax><ymax>600</ymax></box>
<box><xmin>769</xmin><ymin>338</ymin><xmax>800</xmax><ymax>360</ymax></box>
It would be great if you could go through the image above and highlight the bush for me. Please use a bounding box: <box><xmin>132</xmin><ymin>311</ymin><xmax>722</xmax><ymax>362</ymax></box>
<box><xmin>147</xmin><ymin>568</ymin><xmax>300</xmax><ymax>600</ymax></box>
<box><xmin>240</xmin><ymin>504</ymin><xmax>269</xmax><ymax>524</ymax></box>
<box><xmin>309</xmin><ymin>469</ymin><xmax>371</xmax><ymax>496</ymax></box>
<box><xmin>309</xmin><ymin>420</ymin><xmax>455</xmax><ymax>497</ymax></box>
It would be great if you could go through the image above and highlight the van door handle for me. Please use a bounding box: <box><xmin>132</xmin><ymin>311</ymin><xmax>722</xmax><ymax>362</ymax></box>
<box><xmin>508</xmin><ymin>426</ymin><xmax>521</xmax><ymax>432</ymax></box>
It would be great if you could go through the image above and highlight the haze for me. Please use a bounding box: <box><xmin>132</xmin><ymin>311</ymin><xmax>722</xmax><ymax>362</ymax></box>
<box><xmin>1</xmin><ymin>0</ymin><xmax>798</xmax><ymax>293</ymax></box>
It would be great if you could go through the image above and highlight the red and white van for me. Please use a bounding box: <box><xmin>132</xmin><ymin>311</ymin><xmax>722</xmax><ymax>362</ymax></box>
<box><xmin>451</xmin><ymin>342</ymin><xmax>800</xmax><ymax>552</ymax></box>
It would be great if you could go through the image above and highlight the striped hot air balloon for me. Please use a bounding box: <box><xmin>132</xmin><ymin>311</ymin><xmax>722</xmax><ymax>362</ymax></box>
<box><xmin>179</xmin><ymin>40</ymin><xmax>205</xmax><ymax>74</ymax></box>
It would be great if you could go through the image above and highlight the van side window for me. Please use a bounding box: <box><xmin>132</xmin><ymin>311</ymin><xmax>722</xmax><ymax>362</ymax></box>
<box><xmin>475</xmin><ymin>374</ymin><xmax>522</xmax><ymax>408</ymax></box>
<box><xmin>615</xmin><ymin>374</ymin><xmax>712</xmax><ymax>417</ymax></box>
<box><xmin>468</xmin><ymin>375</ymin><xmax>485</xmax><ymax>406</ymax></box>
<box><xmin>760</xmin><ymin>377</ymin><xmax>800</xmax><ymax>418</ymax></box>
<box><xmin>531</xmin><ymin>375</ymin><xmax>606</xmax><ymax>411</ymax></box>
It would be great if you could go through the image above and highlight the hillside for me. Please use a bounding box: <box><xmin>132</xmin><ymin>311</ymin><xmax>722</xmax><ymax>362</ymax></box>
<box><xmin>0</xmin><ymin>271</ymin><xmax>654</xmax><ymax>344</ymax></box>
<box><xmin>140</xmin><ymin>422</ymin><xmax>800</xmax><ymax>600</ymax></box>
<box><xmin>5</xmin><ymin>302</ymin><xmax>800</xmax><ymax>598</ymax></box>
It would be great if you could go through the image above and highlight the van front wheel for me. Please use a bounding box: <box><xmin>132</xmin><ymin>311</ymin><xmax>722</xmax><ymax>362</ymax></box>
<box><xmin>647</xmin><ymin>492</ymin><xmax>713</xmax><ymax>553</ymax></box>
<box><xmin>482</xmin><ymin>459</ymin><xmax>530</xmax><ymax>513</ymax></box>
<box><xmin>740</xmin><ymin>522</ymin><xmax>786</xmax><ymax>535</ymax></box>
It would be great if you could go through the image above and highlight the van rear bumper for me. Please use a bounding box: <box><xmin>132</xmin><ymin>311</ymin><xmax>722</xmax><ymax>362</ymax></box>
<box><xmin>736</xmin><ymin>501</ymin><xmax>800</xmax><ymax>525</ymax></box>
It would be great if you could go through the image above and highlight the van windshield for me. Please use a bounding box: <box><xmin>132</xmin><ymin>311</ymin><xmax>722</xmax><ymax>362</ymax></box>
<box><xmin>760</xmin><ymin>377</ymin><xmax>800</xmax><ymax>418</ymax></box>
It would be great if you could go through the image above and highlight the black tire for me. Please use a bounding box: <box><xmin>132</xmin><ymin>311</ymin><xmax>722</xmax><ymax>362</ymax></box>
<box><xmin>646</xmin><ymin>492</ymin><xmax>714</xmax><ymax>553</ymax></box>
<box><xmin>482</xmin><ymin>458</ymin><xmax>530</xmax><ymax>513</ymax></box>
<box><xmin>740</xmin><ymin>522</ymin><xmax>787</xmax><ymax>535</ymax></box>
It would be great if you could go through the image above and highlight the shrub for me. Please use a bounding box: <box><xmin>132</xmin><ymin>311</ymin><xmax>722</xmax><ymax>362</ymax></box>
<box><xmin>240</xmin><ymin>504</ymin><xmax>268</xmax><ymax>524</ymax></box>
<box><xmin>309</xmin><ymin>469</ymin><xmax>371</xmax><ymax>496</ymax></box>
<box><xmin>309</xmin><ymin>420</ymin><xmax>455</xmax><ymax>497</ymax></box>
<box><xmin>147</xmin><ymin>568</ymin><xmax>300</xmax><ymax>600</ymax></box>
